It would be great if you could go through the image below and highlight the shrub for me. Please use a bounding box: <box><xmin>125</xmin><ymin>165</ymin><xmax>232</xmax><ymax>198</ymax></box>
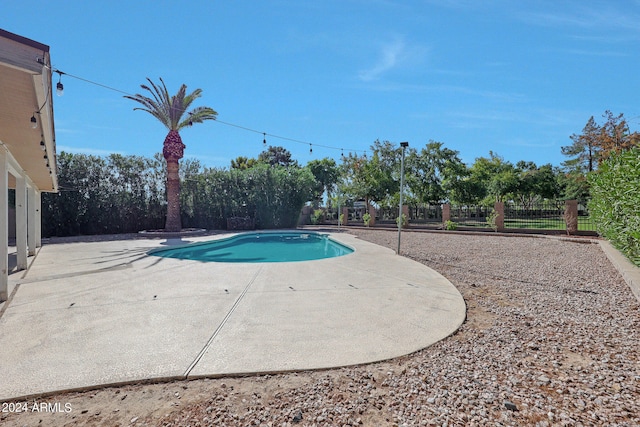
<box><xmin>310</xmin><ymin>209</ymin><xmax>324</xmax><ymax>225</ymax></box>
<box><xmin>396</xmin><ymin>213</ymin><xmax>408</xmax><ymax>228</ymax></box>
<box><xmin>42</xmin><ymin>152</ymin><xmax>316</xmax><ymax>236</ymax></box>
<box><xmin>486</xmin><ymin>209</ymin><xmax>499</xmax><ymax>232</ymax></box>
<box><xmin>588</xmin><ymin>148</ymin><xmax>640</xmax><ymax>266</ymax></box>
<box><xmin>444</xmin><ymin>220</ymin><xmax>457</xmax><ymax>230</ymax></box>
<box><xmin>182</xmin><ymin>163</ymin><xmax>316</xmax><ymax>230</ymax></box>
<box><xmin>363</xmin><ymin>212</ymin><xmax>372</xmax><ymax>227</ymax></box>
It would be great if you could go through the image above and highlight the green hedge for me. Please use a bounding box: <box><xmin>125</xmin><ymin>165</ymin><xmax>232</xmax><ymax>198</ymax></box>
<box><xmin>42</xmin><ymin>152</ymin><xmax>166</xmax><ymax>236</ymax></box>
<box><xmin>42</xmin><ymin>152</ymin><xmax>315</xmax><ymax>236</ymax></box>
<box><xmin>181</xmin><ymin>163</ymin><xmax>316</xmax><ymax>229</ymax></box>
<box><xmin>588</xmin><ymin>148</ymin><xmax>640</xmax><ymax>266</ymax></box>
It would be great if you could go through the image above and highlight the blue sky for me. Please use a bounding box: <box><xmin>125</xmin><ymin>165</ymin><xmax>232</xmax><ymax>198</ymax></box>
<box><xmin>4</xmin><ymin>1</ymin><xmax>640</xmax><ymax>168</ymax></box>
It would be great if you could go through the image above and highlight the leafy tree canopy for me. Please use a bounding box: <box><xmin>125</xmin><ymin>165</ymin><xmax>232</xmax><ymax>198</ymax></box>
<box><xmin>258</xmin><ymin>145</ymin><xmax>299</xmax><ymax>167</ymax></box>
<box><xmin>306</xmin><ymin>157</ymin><xmax>340</xmax><ymax>207</ymax></box>
<box><xmin>231</xmin><ymin>156</ymin><xmax>259</xmax><ymax>170</ymax></box>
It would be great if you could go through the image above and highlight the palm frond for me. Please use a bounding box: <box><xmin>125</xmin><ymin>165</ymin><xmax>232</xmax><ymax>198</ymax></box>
<box><xmin>125</xmin><ymin>77</ymin><xmax>216</xmax><ymax>132</ymax></box>
<box><xmin>177</xmin><ymin>106</ymin><xmax>218</xmax><ymax>130</ymax></box>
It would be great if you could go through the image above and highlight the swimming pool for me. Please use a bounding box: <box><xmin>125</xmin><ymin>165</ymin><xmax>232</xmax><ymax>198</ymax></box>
<box><xmin>149</xmin><ymin>231</ymin><xmax>354</xmax><ymax>263</ymax></box>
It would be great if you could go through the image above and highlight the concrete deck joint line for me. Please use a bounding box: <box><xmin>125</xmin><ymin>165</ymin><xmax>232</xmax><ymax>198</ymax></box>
<box><xmin>183</xmin><ymin>265</ymin><xmax>264</xmax><ymax>378</ymax></box>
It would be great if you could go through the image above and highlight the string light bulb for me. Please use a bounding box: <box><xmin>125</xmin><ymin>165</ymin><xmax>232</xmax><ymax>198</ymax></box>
<box><xmin>309</xmin><ymin>144</ymin><xmax>313</xmax><ymax>154</ymax></box>
<box><xmin>263</xmin><ymin>132</ymin><xmax>266</xmax><ymax>146</ymax></box>
<box><xmin>54</xmin><ymin>70</ymin><xmax>65</xmax><ymax>96</ymax></box>
<box><xmin>30</xmin><ymin>114</ymin><xmax>38</xmax><ymax>129</ymax></box>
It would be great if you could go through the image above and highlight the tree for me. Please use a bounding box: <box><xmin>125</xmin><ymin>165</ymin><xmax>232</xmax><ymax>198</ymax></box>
<box><xmin>513</xmin><ymin>161</ymin><xmax>560</xmax><ymax>208</ymax></box>
<box><xmin>599</xmin><ymin>110</ymin><xmax>640</xmax><ymax>161</ymax></box>
<box><xmin>339</xmin><ymin>141</ymin><xmax>401</xmax><ymax>207</ymax></box>
<box><xmin>124</xmin><ymin>77</ymin><xmax>217</xmax><ymax>231</ymax></box>
<box><xmin>562</xmin><ymin>111</ymin><xmax>640</xmax><ymax>172</ymax></box>
<box><xmin>562</xmin><ymin>116</ymin><xmax>600</xmax><ymax>174</ymax></box>
<box><xmin>406</xmin><ymin>141</ymin><xmax>467</xmax><ymax>204</ymax></box>
<box><xmin>557</xmin><ymin>169</ymin><xmax>590</xmax><ymax>204</ymax></box>
<box><xmin>258</xmin><ymin>146</ymin><xmax>298</xmax><ymax>167</ymax></box>
<box><xmin>468</xmin><ymin>152</ymin><xmax>518</xmax><ymax>204</ymax></box>
<box><xmin>231</xmin><ymin>156</ymin><xmax>258</xmax><ymax>170</ymax></box>
<box><xmin>306</xmin><ymin>158</ymin><xmax>340</xmax><ymax>207</ymax></box>
<box><xmin>366</xmin><ymin>140</ymin><xmax>406</xmax><ymax>206</ymax></box>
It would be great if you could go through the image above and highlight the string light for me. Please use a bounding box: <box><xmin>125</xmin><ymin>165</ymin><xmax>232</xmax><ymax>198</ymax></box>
<box><xmin>55</xmin><ymin>70</ymin><xmax>64</xmax><ymax>96</ymax></box>
<box><xmin>42</xmin><ymin>62</ymin><xmax>371</xmax><ymax>157</ymax></box>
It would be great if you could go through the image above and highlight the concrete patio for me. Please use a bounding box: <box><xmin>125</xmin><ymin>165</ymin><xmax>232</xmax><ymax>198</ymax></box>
<box><xmin>0</xmin><ymin>232</ymin><xmax>466</xmax><ymax>401</ymax></box>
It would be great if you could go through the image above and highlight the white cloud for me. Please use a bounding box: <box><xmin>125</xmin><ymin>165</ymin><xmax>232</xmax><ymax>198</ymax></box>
<box><xmin>358</xmin><ymin>37</ymin><xmax>427</xmax><ymax>82</ymax></box>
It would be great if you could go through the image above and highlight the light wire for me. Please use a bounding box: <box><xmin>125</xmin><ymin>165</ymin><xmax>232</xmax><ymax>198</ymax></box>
<box><xmin>51</xmin><ymin>65</ymin><xmax>369</xmax><ymax>157</ymax></box>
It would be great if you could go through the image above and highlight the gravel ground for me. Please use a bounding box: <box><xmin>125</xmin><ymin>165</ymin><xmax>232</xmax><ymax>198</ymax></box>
<box><xmin>2</xmin><ymin>229</ymin><xmax>639</xmax><ymax>426</ymax></box>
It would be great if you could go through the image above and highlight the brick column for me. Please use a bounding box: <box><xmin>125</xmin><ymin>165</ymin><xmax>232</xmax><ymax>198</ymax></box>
<box><xmin>565</xmin><ymin>200</ymin><xmax>578</xmax><ymax>235</ymax></box>
<box><xmin>368</xmin><ymin>206</ymin><xmax>376</xmax><ymax>226</ymax></box>
<box><xmin>442</xmin><ymin>203</ymin><xmax>451</xmax><ymax>227</ymax></box>
<box><xmin>494</xmin><ymin>202</ymin><xmax>505</xmax><ymax>231</ymax></box>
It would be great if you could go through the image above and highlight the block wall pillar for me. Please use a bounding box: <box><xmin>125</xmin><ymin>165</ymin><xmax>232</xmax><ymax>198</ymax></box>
<box><xmin>494</xmin><ymin>202</ymin><xmax>505</xmax><ymax>231</ymax></box>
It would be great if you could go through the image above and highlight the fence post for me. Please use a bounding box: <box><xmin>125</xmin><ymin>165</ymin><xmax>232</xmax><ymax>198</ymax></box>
<box><xmin>442</xmin><ymin>203</ymin><xmax>451</xmax><ymax>227</ymax></box>
<box><xmin>494</xmin><ymin>202</ymin><xmax>505</xmax><ymax>231</ymax></box>
<box><xmin>368</xmin><ymin>205</ymin><xmax>377</xmax><ymax>226</ymax></box>
<box><xmin>565</xmin><ymin>200</ymin><xmax>578</xmax><ymax>235</ymax></box>
<box><xmin>402</xmin><ymin>205</ymin><xmax>409</xmax><ymax>227</ymax></box>
<box><xmin>342</xmin><ymin>207</ymin><xmax>349</xmax><ymax>226</ymax></box>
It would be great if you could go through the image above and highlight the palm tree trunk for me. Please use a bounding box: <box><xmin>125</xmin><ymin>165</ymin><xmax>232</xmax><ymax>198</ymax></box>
<box><xmin>163</xmin><ymin>130</ymin><xmax>185</xmax><ymax>232</ymax></box>
<box><xmin>165</xmin><ymin>158</ymin><xmax>181</xmax><ymax>232</ymax></box>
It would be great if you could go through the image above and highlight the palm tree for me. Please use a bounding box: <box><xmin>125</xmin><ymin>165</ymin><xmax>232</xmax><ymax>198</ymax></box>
<box><xmin>125</xmin><ymin>78</ymin><xmax>217</xmax><ymax>232</ymax></box>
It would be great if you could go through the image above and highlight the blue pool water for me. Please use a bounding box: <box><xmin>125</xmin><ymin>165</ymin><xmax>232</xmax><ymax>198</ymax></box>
<box><xmin>150</xmin><ymin>231</ymin><xmax>354</xmax><ymax>263</ymax></box>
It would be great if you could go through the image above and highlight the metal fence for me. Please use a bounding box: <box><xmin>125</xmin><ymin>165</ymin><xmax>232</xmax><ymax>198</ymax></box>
<box><xmin>445</xmin><ymin>200</ymin><xmax>597</xmax><ymax>233</ymax></box>
<box><xmin>577</xmin><ymin>204</ymin><xmax>598</xmax><ymax>232</ymax></box>
<box><xmin>503</xmin><ymin>200</ymin><xmax>597</xmax><ymax>232</ymax></box>
<box><xmin>377</xmin><ymin>206</ymin><xmax>398</xmax><ymax>223</ymax></box>
<box><xmin>450</xmin><ymin>205</ymin><xmax>492</xmax><ymax>227</ymax></box>
<box><xmin>409</xmin><ymin>205</ymin><xmax>442</xmax><ymax>224</ymax></box>
<box><xmin>312</xmin><ymin>200</ymin><xmax>598</xmax><ymax>234</ymax></box>
<box><xmin>504</xmin><ymin>200</ymin><xmax>565</xmax><ymax>230</ymax></box>
<box><xmin>376</xmin><ymin>205</ymin><xmax>443</xmax><ymax>224</ymax></box>
<box><xmin>323</xmin><ymin>207</ymin><xmax>365</xmax><ymax>224</ymax></box>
